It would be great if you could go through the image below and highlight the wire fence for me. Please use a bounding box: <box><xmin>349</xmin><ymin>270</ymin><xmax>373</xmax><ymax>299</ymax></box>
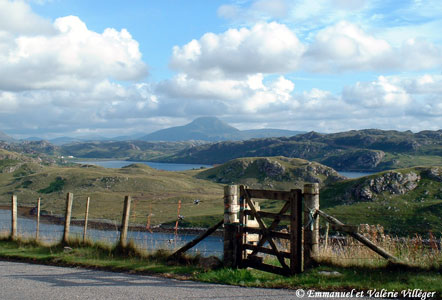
<box><xmin>0</xmin><ymin>195</ymin><xmax>223</xmax><ymax>257</ymax></box>
<box><xmin>2</xmin><ymin>192</ymin><xmax>442</xmax><ymax>266</ymax></box>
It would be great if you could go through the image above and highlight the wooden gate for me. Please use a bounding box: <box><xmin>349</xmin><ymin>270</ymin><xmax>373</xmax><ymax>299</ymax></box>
<box><xmin>238</xmin><ymin>186</ymin><xmax>303</xmax><ymax>276</ymax></box>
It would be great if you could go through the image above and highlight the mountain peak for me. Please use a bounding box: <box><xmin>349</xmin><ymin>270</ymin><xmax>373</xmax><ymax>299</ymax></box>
<box><xmin>187</xmin><ymin>117</ymin><xmax>239</xmax><ymax>133</ymax></box>
<box><xmin>140</xmin><ymin>117</ymin><xmax>303</xmax><ymax>142</ymax></box>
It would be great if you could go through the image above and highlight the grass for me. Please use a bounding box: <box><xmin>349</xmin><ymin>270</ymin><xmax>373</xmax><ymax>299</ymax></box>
<box><xmin>0</xmin><ymin>162</ymin><xmax>224</xmax><ymax>228</ymax></box>
<box><xmin>0</xmin><ymin>236</ymin><xmax>441</xmax><ymax>296</ymax></box>
<box><xmin>320</xmin><ymin>166</ymin><xmax>442</xmax><ymax>236</ymax></box>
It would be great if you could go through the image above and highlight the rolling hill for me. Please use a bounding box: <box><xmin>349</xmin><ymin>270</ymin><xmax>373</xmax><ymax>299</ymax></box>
<box><xmin>197</xmin><ymin>156</ymin><xmax>345</xmax><ymax>190</ymax></box>
<box><xmin>158</xmin><ymin>129</ymin><xmax>442</xmax><ymax>172</ymax></box>
<box><xmin>1</xmin><ymin>147</ymin><xmax>441</xmax><ymax>235</ymax></box>
<box><xmin>320</xmin><ymin>166</ymin><xmax>442</xmax><ymax>236</ymax></box>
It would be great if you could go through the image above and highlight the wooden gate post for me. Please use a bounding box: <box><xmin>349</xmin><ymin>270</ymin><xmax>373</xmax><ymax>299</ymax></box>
<box><xmin>36</xmin><ymin>197</ymin><xmax>41</xmax><ymax>241</ymax></box>
<box><xmin>303</xmin><ymin>183</ymin><xmax>319</xmax><ymax>268</ymax></box>
<box><xmin>11</xmin><ymin>195</ymin><xmax>17</xmax><ymax>240</ymax></box>
<box><xmin>290</xmin><ymin>189</ymin><xmax>303</xmax><ymax>274</ymax></box>
<box><xmin>119</xmin><ymin>195</ymin><xmax>131</xmax><ymax>248</ymax></box>
<box><xmin>62</xmin><ymin>193</ymin><xmax>74</xmax><ymax>244</ymax></box>
<box><xmin>83</xmin><ymin>197</ymin><xmax>90</xmax><ymax>243</ymax></box>
<box><xmin>223</xmin><ymin>185</ymin><xmax>239</xmax><ymax>268</ymax></box>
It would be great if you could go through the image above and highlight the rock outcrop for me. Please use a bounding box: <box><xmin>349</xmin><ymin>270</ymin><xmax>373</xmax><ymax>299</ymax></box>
<box><xmin>198</xmin><ymin>156</ymin><xmax>345</xmax><ymax>188</ymax></box>
<box><xmin>424</xmin><ymin>167</ymin><xmax>442</xmax><ymax>182</ymax></box>
<box><xmin>353</xmin><ymin>171</ymin><xmax>421</xmax><ymax>202</ymax></box>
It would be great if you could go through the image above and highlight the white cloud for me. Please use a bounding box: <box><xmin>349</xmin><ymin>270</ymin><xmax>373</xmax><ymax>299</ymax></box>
<box><xmin>157</xmin><ymin>73</ymin><xmax>298</xmax><ymax>113</ymax></box>
<box><xmin>170</xmin><ymin>22</ymin><xmax>305</xmax><ymax>78</ymax></box>
<box><xmin>0</xmin><ymin>0</ymin><xmax>54</xmax><ymax>35</ymax></box>
<box><xmin>171</xmin><ymin>21</ymin><xmax>442</xmax><ymax>77</ymax></box>
<box><xmin>304</xmin><ymin>21</ymin><xmax>442</xmax><ymax>72</ymax></box>
<box><xmin>0</xmin><ymin>11</ymin><xmax>147</xmax><ymax>91</ymax></box>
<box><xmin>304</xmin><ymin>21</ymin><xmax>392</xmax><ymax>71</ymax></box>
<box><xmin>250</xmin><ymin>0</ymin><xmax>289</xmax><ymax>19</ymax></box>
<box><xmin>343</xmin><ymin>76</ymin><xmax>411</xmax><ymax>108</ymax></box>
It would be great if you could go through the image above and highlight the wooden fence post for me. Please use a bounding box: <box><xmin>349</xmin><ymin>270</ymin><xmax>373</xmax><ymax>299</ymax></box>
<box><xmin>36</xmin><ymin>197</ymin><xmax>41</xmax><ymax>241</ymax></box>
<box><xmin>290</xmin><ymin>189</ymin><xmax>303</xmax><ymax>274</ymax></box>
<box><xmin>83</xmin><ymin>197</ymin><xmax>90</xmax><ymax>243</ymax></box>
<box><xmin>62</xmin><ymin>193</ymin><xmax>73</xmax><ymax>245</ymax></box>
<box><xmin>223</xmin><ymin>185</ymin><xmax>239</xmax><ymax>268</ymax></box>
<box><xmin>119</xmin><ymin>195</ymin><xmax>131</xmax><ymax>248</ymax></box>
<box><xmin>11</xmin><ymin>195</ymin><xmax>17</xmax><ymax>240</ymax></box>
<box><xmin>303</xmin><ymin>183</ymin><xmax>319</xmax><ymax>269</ymax></box>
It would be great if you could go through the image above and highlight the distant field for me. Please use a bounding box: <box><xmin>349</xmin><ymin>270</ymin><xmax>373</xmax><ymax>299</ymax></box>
<box><xmin>0</xmin><ymin>163</ymin><xmax>224</xmax><ymax>227</ymax></box>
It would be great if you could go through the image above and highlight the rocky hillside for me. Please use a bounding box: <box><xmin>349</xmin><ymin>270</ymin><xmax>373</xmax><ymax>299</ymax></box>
<box><xmin>320</xmin><ymin>166</ymin><xmax>442</xmax><ymax>236</ymax></box>
<box><xmin>0</xmin><ymin>149</ymin><xmax>44</xmax><ymax>174</ymax></box>
<box><xmin>159</xmin><ymin>129</ymin><xmax>442</xmax><ymax>172</ymax></box>
<box><xmin>197</xmin><ymin>156</ymin><xmax>345</xmax><ymax>190</ymax></box>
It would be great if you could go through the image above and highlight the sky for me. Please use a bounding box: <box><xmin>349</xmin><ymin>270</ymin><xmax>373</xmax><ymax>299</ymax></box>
<box><xmin>0</xmin><ymin>0</ymin><xmax>441</xmax><ymax>139</ymax></box>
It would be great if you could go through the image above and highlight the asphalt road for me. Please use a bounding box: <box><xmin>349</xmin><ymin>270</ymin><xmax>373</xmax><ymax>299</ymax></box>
<box><xmin>0</xmin><ymin>260</ymin><xmax>301</xmax><ymax>300</ymax></box>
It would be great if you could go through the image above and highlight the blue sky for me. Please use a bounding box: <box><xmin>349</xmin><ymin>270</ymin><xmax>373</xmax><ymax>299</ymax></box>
<box><xmin>0</xmin><ymin>0</ymin><xmax>441</xmax><ymax>138</ymax></box>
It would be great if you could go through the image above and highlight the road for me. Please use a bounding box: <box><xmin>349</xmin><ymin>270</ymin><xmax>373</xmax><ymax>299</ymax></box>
<box><xmin>0</xmin><ymin>260</ymin><xmax>301</xmax><ymax>300</ymax></box>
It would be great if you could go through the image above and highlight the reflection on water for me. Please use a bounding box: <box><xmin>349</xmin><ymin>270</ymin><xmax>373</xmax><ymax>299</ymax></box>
<box><xmin>0</xmin><ymin>210</ymin><xmax>222</xmax><ymax>256</ymax></box>
<box><xmin>339</xmin><ymin>171</ymin><xmax>374</xmax><ymax>178</ymax></box>
<box><xmin>74</xmin><ymin>160</ymin><xmax>213</xmax><ymax>171</ymax></box>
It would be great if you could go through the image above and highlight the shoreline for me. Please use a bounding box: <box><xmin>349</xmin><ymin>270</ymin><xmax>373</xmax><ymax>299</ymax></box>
<box><xmin>0</xmin><ymin>205</ymin><xmax>223</xmax><ymax>237</ymax></box>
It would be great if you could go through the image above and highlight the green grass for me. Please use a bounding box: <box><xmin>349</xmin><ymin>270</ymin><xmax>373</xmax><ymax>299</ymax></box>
<box><xmin>320</xmin><ymin>166</ymin><xmax>442</xmax><ymax>236</ymax></box>
<box><xmin>0</xmin><ymin>238</ymin><xmax>440</xmax><ymax>296</ymax></box>
<box><xmin>377</xmin><ymin>153</ymin><xmax>442</xmax><ymax>171</ymax></box>
<box><xmin>197</xmin><ymin>266</ymin><xmax>442</xmax><ymax>293</ymax></box>
<box><xmin>37</xmin><ymin>176</ymin><xmax>66</xmax><ymax>194</ymax></box>
<box><xmin>0</xmin><ymin>163</ymin><xmax>224</xmax><ymax>227</ymax></box>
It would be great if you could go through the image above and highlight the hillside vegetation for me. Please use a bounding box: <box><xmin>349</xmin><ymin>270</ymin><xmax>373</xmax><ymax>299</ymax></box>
<box><xmin>0</xmin><ymin>160</ymin><xmax>224</xmax><ymax>227</ymax></box>
<box><xmin>197</xmin><ymin>156</ymin><xmax>345</xmax><ymax>190</ymax></box>
<box><xmin>1</xmin><ymin>147</ymin><xmax>441</xmax><ymax>235</ymax></box>
<box><xmin>2</xmin><ymin>128</ymin><xmax>441</xmax><ymax>172</ymax></box>
<box><xmin>321</xmin><ymin>166</ymin><xmax>442</xmax><ymax>236</ymax></box>
<box><xmin>159</xmin><ymin>129</ymin><xmax>442</xmax><ymax>172</ymax></box>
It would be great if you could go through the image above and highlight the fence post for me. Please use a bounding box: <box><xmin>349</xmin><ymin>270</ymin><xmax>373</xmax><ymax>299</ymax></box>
<box><xmin>119</xmin><ymin>195</ymin><xmax>131</xmax><ymax>248</ymax></box>
<box><xmin>303</xmin><ymin>183</ymin><xmax>319</xmax><ymax>269</ymax></box>
<box><xmin>290</xmin><ymin>189</ymin><xmax>303</xmax><ymax>274</ymax></box>
<box><xmin>36</xmin><ymin>197</ymin><xmax>41</xmax><ymax>241</ymax></box>
<box><xmin>62</xmin><ymin>193</ymin><xmax>73</xmax><ymax>245</ymax></box>
<box><xmin>83</xmin><ymin>197</ymin><xmax>90</xmax><ymax>243</ymax></box>
<box><xmin>223</xmin><ymin>185</ymin><xmax>239</xmax><ymax>268</ymax></box>
<box><xmin>11</xmin><ymin>195</ymin><xmax>17</xmax><ymax>240</ymax></box>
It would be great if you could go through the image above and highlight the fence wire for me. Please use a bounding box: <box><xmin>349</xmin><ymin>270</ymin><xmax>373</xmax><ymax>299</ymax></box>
<box><xmin>0</xmin><ymin>195</ymin><xmax>223</xmax><ymax>257</ymax></box>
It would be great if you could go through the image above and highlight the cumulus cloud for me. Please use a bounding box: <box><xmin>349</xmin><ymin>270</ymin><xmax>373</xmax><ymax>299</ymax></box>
<box><xmin>157</xmin><ymin>73</ymin><xmax>298</xmax><ymax>113</ymax></box>
<box><xmin>304</xmin><ymin>21</ymin><xmax>393</xmax><ymax>71</ymax></box>
<box><xmin>0</xmin><ymin>0</ymin><xmax>54</xmax><ymax>35</ymax></box>
<box><xmin>0</xmin><ymin>4</ymin><xmax>147</xmax><ymax>92</ymax></box>
<box><xmin>343</xmin><ymin>76</ymin><xmax>411</xmax><ymax>108</ymax></box>
<box><xmin>171</xmin><ymin>21</ymin><xmax>442</xmax><ymax>77</ymax></box>
<box><xmin>342</xmin><ymin>74</ymin><xmax>442</xmax><ymax>124</ymax></box>
<box><xmin>170</xmin><ymin>22</ymin><xmax>305</xmax><ymax>78</ymax></box>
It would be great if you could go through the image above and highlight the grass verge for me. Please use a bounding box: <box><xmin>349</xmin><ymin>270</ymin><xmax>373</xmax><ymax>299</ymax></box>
<box><xmin>0</xmin><ymin>238</ymin><xmax>441</xmax><ymax>296</ymax></box>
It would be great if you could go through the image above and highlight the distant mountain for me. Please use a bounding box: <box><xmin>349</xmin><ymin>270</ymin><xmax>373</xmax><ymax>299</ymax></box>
<box><xmin>22</xmin><ymin>137</ymin><xmax>44</xmax><ymax>142</ymax></box>
<box><xmin>140</xmin><ymin>117</ymin><xmax>304</xmax><ymax>142</ymax></box>
<box><xmin>239</xmin><ymin>129</ymin><xmax>305</xmax><ymax>139</ymax></box>
<box><xmin>23</xmin><ymin>133</ymin><xmax>150</xmax><ymax>145</ymax></box>
<box><xmin>0</xmin><ymin>131</ymin><xmax>15</xmax><ymax>143</ymax></box>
